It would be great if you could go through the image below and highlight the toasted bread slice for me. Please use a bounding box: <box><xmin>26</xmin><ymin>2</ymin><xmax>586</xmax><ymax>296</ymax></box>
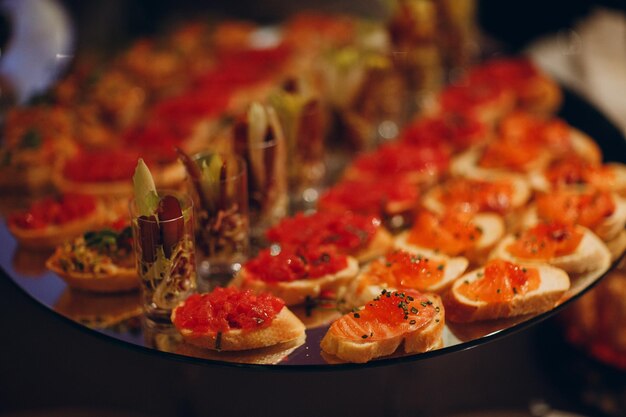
<box><xmin>231</xmin><ymin>256</ymin><xmax>359</xmax><ymax>306</ymax></box>
<box><xmin>8</xmin><ymin>202</ymin><xmax>104</xmax><ymax>250</ymax></box>
<box><xmin>173</xmin><ymin>306</ymin><xmax>306</xmax><ymax>352</ymax></box>
<box><xmin>446</xmin><ymin>263</ymin><xmax>570</xmax><ymax>323</ymax></box>
<box><xmin>520</xmin><ymin>194</ymin><xmax>626</xmax><ymax>243</ymax></box>
<box><xmin>321</xmin><ymin>292</ymin><xmax>444</xmax><ymax>363</ymax></box>
<box><xmin>491</xmin><ymin>226</ymin><xmax>612</xmax><ymax>275</ymax></box>
<box><xmin>394</xmin><ymin>212</ymin><xmax>505</xmax><ymax>265</ymax></box>
<box><xmin>422</xmin><ymin>175</ymin><xmax>531</xmax><ymax>217</ymax></box>
<box><xmin>450</xmin><ymin>144</ymin><xmax>551</xmax><ymax>178</ymax></box>
<box><xmin>46</xmin><ymin>249</ymin><xmax>138</xmax><ymax>293</ymax></box>
<box><xmin>346</xmin><ymin>253</ymin><xmax>467</xmax><ymax>308</ymax></box>
<box><xmin>606</xmin><ymin>230</ymin><xmax>626</xmax><ymax>262</ymax></box>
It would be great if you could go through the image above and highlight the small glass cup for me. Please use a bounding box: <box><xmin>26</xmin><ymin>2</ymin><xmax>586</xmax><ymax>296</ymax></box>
<box><xmin>129</xmin><ymin>190</ymin><xmax>197</xmax><ymax>323</ymax></box>
<box><xmin>189</xmin><ymin>152</ymin><xmax>250</xmax><ymax>288</ymax></box>
<box><xmin>237</xmin><ymin>137</ymin><xmax>288</xmax><ymax>245</ymax></box>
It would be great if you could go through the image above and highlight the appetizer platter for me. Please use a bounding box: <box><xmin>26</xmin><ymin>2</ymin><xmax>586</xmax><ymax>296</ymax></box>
<box><xmin>1</xmin><ymin>9</ymin><xmax>625</xmax><ymax>368</ymax></box>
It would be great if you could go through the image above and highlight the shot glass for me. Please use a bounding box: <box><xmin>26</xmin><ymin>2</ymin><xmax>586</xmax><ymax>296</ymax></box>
<box><xmin>232</xmin><ymin>108</ymin><xmax>288</xmax><ymax>244</ymax></box>
<box><xmin>269</xmin><ymin>79</ymin><xmax>327</xmax><ymax>211</ymax></box>
<box><xmin>188</xmin><ymin>152</ymin><xmax>250</xmax><ymax>288</ymax></box>
<box><xmin>129</xmin><ymin>190</ymin><xmax>197</xmax><ymax>323</ymax></box>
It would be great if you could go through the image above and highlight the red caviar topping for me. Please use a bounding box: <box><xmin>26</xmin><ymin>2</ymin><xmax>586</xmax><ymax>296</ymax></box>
<box><xmin>507</xmin><ymin>222</ymin><xmax>583</xmax><ymax>259</ymax></box>
<box><xmin>458</xmin><ymin>259</ymin><xmax>540</xmax><ymax>303</ymax></box>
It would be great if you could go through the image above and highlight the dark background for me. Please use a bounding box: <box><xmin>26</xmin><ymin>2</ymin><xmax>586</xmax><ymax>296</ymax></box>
<box><xmin>2</xmin><ymin>1</ymin><xmax>626</xmax><ymax>416</ymax></box>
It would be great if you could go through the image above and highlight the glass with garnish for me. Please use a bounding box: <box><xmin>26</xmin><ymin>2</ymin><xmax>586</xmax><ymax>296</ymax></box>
<box><xmin>232</xmin><ymin>102</ymin><xmax>288</xmax><ymax>243</ymax></box>
<box><xmin>179</xmin><ymin>151</ymin><xmax>249</xmax><ymax>288</ymax></box>
<box><xmin>130</xmin><ymin>159</ymin><xmax>197</xmax><ymax>323</ymax></box>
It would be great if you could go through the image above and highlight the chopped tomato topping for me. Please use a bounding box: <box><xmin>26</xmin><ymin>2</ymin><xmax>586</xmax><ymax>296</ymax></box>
<box><xmin>318</xmin><ymin>178</ymin><xmax>419</xmax><ymax>216</ymax></box>
<box><xmin>350</xmin><ymin>142</ymin><xmax>450</xmax><ymax>181</ymax></box>
<box><xmin>458</xmin><ymin>259</ymin><xmax>540</xmax><ymax>303</ymax></box>
<box><xmin>438</xmin><ymin>178</ymin><xmax>515</xmax><ymax>214</ymax></box>
<box><xmin>359</xmin><ymin>250</ymin><xmax>444</xmax><ymax>292</ymax></box>
<box><xmin>401</xmin><ymin>111</ymin><xmax>487</xmax><ymax>151</ymax></box>
<box><xmin>507</xmin><ymin>222</ymin><xmax>583</xmax><ymax>259</ymax></box>
<box><xmin>244</xmin><ymin>246</ymin><xmax>348</xmax><ymax>283</ymax></box>
<box><xmin>330</xmin><ymin>289</ymin><xmax>436</xmax><ymax>341</ymax></box>
<box><xmin>266</xmin><ymin>212</ymin><xmax>380</xmax><ymax>255</ymax></box>
<box><xmin>439</xmin><ymin>82</ymin><xmax>508</xmax><ymax>114</ymax></box>
<box><xmin>536</xmin><ymin>189</ymin><xmax>615</xmax><ymax>229</ymax></box>
<box><xmin>8</xmin><ymin>193</ymin><xmax>97</xmax><ymax>230</ymax></box>
<box><xmin>172</xmin><ymin>287</ymin><xmax>284</xmax><ymax>334</ymax></box>
<box><xmin>406</xmin><ymin>211</ymin><xmax>483</xmax><ymax>255</ymax></box>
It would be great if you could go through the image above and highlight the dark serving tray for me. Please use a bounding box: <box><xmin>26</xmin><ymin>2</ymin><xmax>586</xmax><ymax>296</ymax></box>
<box><xmin>1</xmin><ymin>88</ymin><xmax>625</xmax><ymax>370</ymax></box>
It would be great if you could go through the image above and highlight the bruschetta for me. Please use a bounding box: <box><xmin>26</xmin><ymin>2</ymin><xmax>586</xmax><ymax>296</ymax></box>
<box><xmin>171</xmin><ymin>287</ymin><xmax>306</xmax><ymax>351</ymax></box>
<box><xmin>7</xmin><ymin>193</ymin><xmax>103</xmax><ymax>249</ymax></box>
<box><xmin>266</xmin><ymin>211</ymin><xmax>394</xmax><ymax>263</ymax></box>
<box><xmin>321</xmin><ymin>289</ymin><xmax>444</xmax><ymax>363</ymax></box>
<box><xmin>446</xmin><ymin>259</ymin><xmax>570</xmax><ymax>323</ymax></box>
<box><xmin>231</xmin><ymin>246</ymin><xmax>359</xmax><ymax>306</ymax></box>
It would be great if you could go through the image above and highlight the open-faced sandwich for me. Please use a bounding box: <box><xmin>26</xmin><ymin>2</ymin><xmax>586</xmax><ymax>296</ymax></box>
<box><xmin>231</xmin><ymin>245</ymin><xmax>359</xmax><ymax>306</ymax></box>
<box><xmin>342</xmin><ymin>141</ymin><xmax>450</xmax><ymax>188</ymax></box>
<box><xmin>491</xmin><ymin>222</ymin><xmax>612</xmax><ymax>276</ymax></box>
<box><xmin>346</xmin><ymin>249</ymin><xmax>467</xmax><ymax>309</ymax></box>
<box><xmin>445</xmin><ymin>258</ymin><xmax>570</xmax><ymax>323</ymax></box>
<box><xmin>521</xmin><ymin>188</ymin><xmax>626</xmax><ymax>260</ymax></box>
<box><xmin>266</xmin><ymin>211</ymin><xmax>393</xmax><ymax>263</ymax></box>
<box><xmin>172</xmin><ymin>286</ymin><xmax>306</xmax><ymax>351</ymax></box>
<box><xmin>394</xmin><ymin>210</ymin><xmax>504</xmax><ymax>265</ymax></box>
<box><xmin>321</xmin><ymin>289</ymin><xmax>444</xmax><ymax>363</ymax></box>
<box><xmin>530</xmin><ymin>155</ymin><xmax>626</xmax><ymax>196</ymax></box>
<box><xmin>422</xmin><ymin>175</ymin><xmax>531</xmax><ymax>222</ymax></box>
<box><xmin>450</xmin><ymin>112</ymin><xmax>601</xmax><ymax>179</ymax></box>
<box><xmin>46</xmin><ymin>223</ymin><xmax>138</xmax><ymax>293</ymax></box>
<box><xmin>7</xmin><ymin>193</ymin><xmax>103</xmax><ymax>249</ymax></box>
<box><xmin>318</xmin><ymin>176</ymin><xmax>420</xmax><ymax>221</ymax></box>
<box><xmin>53</xmin><ymin>149</ymin><xmax>185</xmax><ymax>197</ymax></box>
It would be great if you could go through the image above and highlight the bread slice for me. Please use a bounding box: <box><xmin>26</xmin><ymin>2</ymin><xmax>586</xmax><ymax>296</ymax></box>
<box><xmin>320</xmin><ymin>292</ymin><xmax>444</xmax><ymax>363</ymax></box>
<box><xmin>52</xmin><ymin>157</ymin><xmax>185</xmax><ymax>197</ymax></box>
<box><xmin>172</xmin><ymin>306</ymin><xmax>306</xmax><ymax>352</ymax></box>
<box><xmin>491</xmin><ymin>226</ymin><xmax>612</xmax><ymax>275</ymax></box>
<box><xmin>422</xmin><ymin>174</ymin><xmax>531</xmax><ymax>217</ymax></box>
<box><xmin>450</xmin><ymin>143</ymin><xmax>551</xmax><ymax>179</ymax></box>
<box><xmin>519</xmin><ymin>195</ymin><xmax>626</xmax><ymax>243</ymax></box>
<box><xmin>394</xmin><ymin>212</ymin><xmax>505</xmax><ymax>265</ymax></box>
<box><xmin>606</xmin><ymin>230</ymin><xmax>626</xmax><ymax>262</ymax></box>
<box><xmin>8</xmin><ymin>202</ymin><xmax>104</xmax><ymax>250</ymax></box>
<box><xmin>345</xmin><ymin>254</ymin><xmax>467</xmax><ymax>309</ymax></box>
<box><xmin>446</xmin><ymin>263</ymin><xmax>570</xmax><ymax>323</ymax></box>
<box><xmin>231</xmin><ymin>256</ymin><xmax>359</xmax><ymax>306</ymax></box>
<box><xmin>46</xmin><ymin>249</ymin><xmax>138</xmax><ymax>293</ymax></box>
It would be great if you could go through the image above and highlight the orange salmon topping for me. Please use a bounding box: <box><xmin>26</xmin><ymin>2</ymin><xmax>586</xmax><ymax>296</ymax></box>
<box><xmin>329</xmin><ymin>290</ymin><xmax>437</xmax><ymax>342</ymax></box>
<box><xmin>458</xmin><ymin>259</ymin><xmax>540</xmax><ymax>303</ymax></box>
<box><xmin>478</xmin><ymin>140</ymin><xmax>542</xmax><ymax>172</ymax></box>
<box><xmin>406</xmin><ymin>211</ymin><xmax>483</xmax><ymax>255</ymax></box>
<box><xmin>536</xmin><ymin>189</ymin><xmax>615</xmax><ymax>229</ymax></box>
<box><xmin>545</xmin><ymin>158</ymin><xmax>615</xmax><ymax>189</ymax></box>
<box><xmin>498</xmin><ymin>112</ymin><xmax>571</xmax><ymax>153</ymax></box>
<box><xmin>507</xmin><ymin>222</ymin><xmax>583</xmax><ymax>259</ymax></box>
<box><xmin>438</xmin><ymin>179</ymin><xmax>515</xmax><ymax>214</ymax></box>
<box><xmin>359</xmin><ymin>250</ymin><xmax>445</xmax><ymax>292</ymax></box>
